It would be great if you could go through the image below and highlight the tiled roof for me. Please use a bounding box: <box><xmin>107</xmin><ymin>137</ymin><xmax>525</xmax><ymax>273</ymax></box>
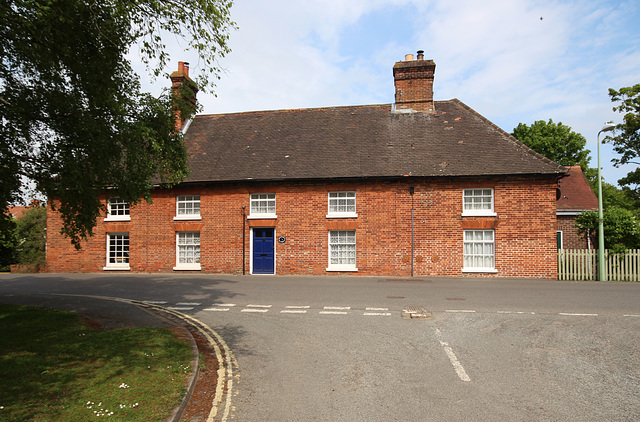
<box><xmin>183</xmin><ymin>99</ymin><xmax>565</xmax><ymax>183</ymax></box>
<box><xmin>557</xmin><ymin>166</ymin><xmax>598</xmax><ymax>211</ymax></box>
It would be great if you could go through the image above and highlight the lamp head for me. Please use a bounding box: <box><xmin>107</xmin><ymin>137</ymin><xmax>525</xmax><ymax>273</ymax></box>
<box><xmin>599</xmin><ymin>122</ymin><xmax>616</xmax><ymax>133</ymax></box>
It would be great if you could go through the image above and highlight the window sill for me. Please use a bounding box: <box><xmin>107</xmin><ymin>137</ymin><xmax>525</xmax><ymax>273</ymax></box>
<box><xmin>173</xmin><ymin>265</ymin><xmax>202</xmax><ymax>271</ymax></box>
<box><xmin>326</xmin><ymin>266</ymin><xmax>358</xmax><ymax>272</ymax></box>
<box><xmin>104</xmin><ymin>216</ymin><xmax>131</xmax><ymax>222</ymax></box>
<box><xmin>461</xmin><ymin>212</ymin><xmax>497</xmax><ymax>217</ymax></box>
<box><xmin>247</xmin><ymin>215</ymin><xmax>277</xmax><ymax>220</ymax></box>
<box><xmin>326</xmin><ymin>213</ymin><xmax>358</xmax><ymax>219</ymax></box>
<box><xmin>173</xmin><ymin>216</ymin><xmax>202</xmax><ymax>221</ymax></box>
<box><xmin>462</xmin><ymin>268</ymin><xmax>498</xmax><ymax>273</ymax></box>
<box><xmin>103</xmin><ymin>266</ymin><xmax>130</xmax><ymax>271</ymax></box>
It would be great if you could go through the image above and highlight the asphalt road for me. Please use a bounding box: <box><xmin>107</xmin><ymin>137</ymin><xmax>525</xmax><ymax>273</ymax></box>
<box><xmin>1</xmin><ymin>274</ymin><xmax>639</xmax><ymax>421</ymax></box>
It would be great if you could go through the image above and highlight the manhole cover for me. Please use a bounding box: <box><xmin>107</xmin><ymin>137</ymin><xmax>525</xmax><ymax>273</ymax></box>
<box><xmin>402</xmin><ymin>306</ymin><xmax>432</xmax><ymax>320</ymax></box>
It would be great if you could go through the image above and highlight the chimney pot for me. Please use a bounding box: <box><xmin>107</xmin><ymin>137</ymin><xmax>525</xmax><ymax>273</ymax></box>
<box><xmin>405</xmin><ymin>53</ymin><xmax>414</xmax><ymax>61</ymax></box>
<box><xmin>184</xmin><ymin>62</ymin><xmax>189</xmax><ymax>77</ymax></box>
<box><xmin>417</xmin><ymin>50</ymin><xmax>424</xmax><ymax>60</ymax></box>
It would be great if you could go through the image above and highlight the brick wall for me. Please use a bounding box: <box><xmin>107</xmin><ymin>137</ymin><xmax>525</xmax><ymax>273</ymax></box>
<box><xmin>46</xmin><ymin>176</ymin><xmax>558</xmax><ymax>278</ymax></box>
<box><xmin>557</xmin><ymin>215</ymin><xmax>590</xmax><ymax>249</ymax></box>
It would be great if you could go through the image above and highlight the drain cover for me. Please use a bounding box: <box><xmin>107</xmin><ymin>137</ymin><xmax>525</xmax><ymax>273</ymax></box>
<box><xmin>402</xmin><ymin>306</ymin><xmax>432</xmax><ymax>320</ymax></box>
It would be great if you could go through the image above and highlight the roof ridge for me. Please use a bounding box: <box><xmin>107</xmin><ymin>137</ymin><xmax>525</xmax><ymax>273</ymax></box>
<box><xmin>195</xmin><ymin>103</ymin><xmax>392</xmax><ymax>118</ymax></box>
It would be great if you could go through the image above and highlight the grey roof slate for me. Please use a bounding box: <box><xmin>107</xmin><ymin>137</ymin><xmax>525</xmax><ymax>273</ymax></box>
<box><xmin>183</xmin><ymin>99</ymin><xmax>565</xmax><ymax>183</ymax></box>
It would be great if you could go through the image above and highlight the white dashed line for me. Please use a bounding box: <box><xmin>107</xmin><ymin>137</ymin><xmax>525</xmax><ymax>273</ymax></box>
<box><xmin>285</xmin><ymin>305</ymin><xmax>311</xmax><ymax>309</ymax></box>
<box><xmin>366</xmin><ymin>307</ymin><xmax>389</xmax><ymax>311</ymax></box>
<box><xmin>434</xmin><ymin>328</ymin><xmax>470</xmax><ymax>382</ymax></box>
<box><xmin>143</xmin><ymin>300</ymin><xmax>168</xmax><ymax>304</ymax></box>
<box><xmin>324</xmin><ymin>306</ymin><xmax>351</xmax><ymax>310</ymax></box>
<box><xmin>624</xmin><ymin>314</ymin><xmax>640</xmax><ymax>317</ymax></box>
<box><xmin>320</xmin><ymin>311</ymin><xmax>348</xmax><ymax>315</ymax></box>
<box><xmin>204</xmin><ymin>308</ymin><xmax>230</xmax><ymax>312</ymax></box>
<box><xmin>177</xmin><ymin>302</ymin><xmax>201</xmax><ymax>306</ymax></box>
<box><xmin>281</xmin><ymin>310</ymin><xmax>307</xmax><ymax>314</ymax></box>
<box><xmin>168</xmin><ymin>307</ymin><xmax>194</xmax><ymax>311</ymax></box>
<box><xmin>559</xmin><ymin>313</ymin><xmax>598</xmax><ymax>316</ymax></box>
<box><xmin>445</xmin><ymin>310</ymin><xmax>477</xmax><ymax>313</ymax></box>
<box><xmin>364</xmin><ymin>312</ymin><xmax>392</xmax><ymax>316</ymax></box>
<box><xmin>213</xmin><ymin>303</ymin><xmax>236</xmax><ymax>307</ymax></box>
<box><xmin>241</xmin><ymin>308</ymin><xmax>270</xmax><ymax>313</ymax></box>
<box><xmin>247</xmin><ymin>304</ymin><xmax>273</xmax><ymax>308</ymax></box>
<box><xmin>497</xmin><ymin>311</ymin><xmax>536</xmax><ymax>315</ymax></box>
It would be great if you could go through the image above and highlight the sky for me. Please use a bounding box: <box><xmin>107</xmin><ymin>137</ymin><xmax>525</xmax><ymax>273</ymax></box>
<box><xmin>136</xmin><ymin>0</ymin><xmax>640</xmax><ymax>187</ymax></box>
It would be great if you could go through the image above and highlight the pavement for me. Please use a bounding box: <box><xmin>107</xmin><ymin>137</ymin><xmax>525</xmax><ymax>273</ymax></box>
<box><xmin>0</xmin><ymin>293</ymin><xmax>201</xmax><ymax>422</ymax></box>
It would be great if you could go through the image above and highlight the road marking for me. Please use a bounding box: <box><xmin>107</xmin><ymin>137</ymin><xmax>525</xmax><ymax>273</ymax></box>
<box><xmin>434</xmin><ymin>328</ymin><xmax>470</xmax><ymax>382</ymax></box>
<box><xmin>241</xmin><ymin>308</ymin><xmax>269</xmax><ymax>313</ymax></box>
<box><xmin>213</xmin><ymin>303</ymin><xmax>236</xmax><ymax>307</ymax></box>
<box><xmin>143</xmin><ymin>300</ymin><xmax>167</xmax><ymax>304</ymax></box>
<box><xmin>559</xmin><ymin>313</ymin><xmax>598</xmax><ymax>316</ymax></box>
<box><xmin>177</xmin><ymin>302</ymin><xmax>202</xmax><ymax>306</ymax></box>
<box><xmin>324</xmin><ymin>306</ymin><xmax>351</xmax><ymax>310</ymax></box>
<box><xmin>363</xmin><ymin>312</ymin><xmax>392</xmax><ymax>316</ymax></box>
<box><xmin>285</xmin><ymin>305</ymin><xmax>310</xmax><ymax>309</ymax></box>
<box><xmin>497</xmin><ymin>311</ymin><xmax>536</xmax><ymax>315</ymax></box>
<box><xmin>624</xmin><ymin>314</ymin><xmax>640</xmax><ymax>317</ymax></box>
<box><xmin>366</xmin><ymin>307</ymin><xmax>389</xmax><ymax>311</ymax></box>
<box><xmin>204</xmin><ymin>308</ymin><xmax>230</xmax><ymax>312</ymax></box>
<box><xmin>168</xmin><ymin>307</ymin><xmax>194</xmax><ymax>311</ymax></box>
<box><xmin>320</xmin><ymin>311</ymin><xmax>348</xmax><ymax>315</ymax></box>
<box><xmin>281</xmin><ymin>310</ymin><xmax>307</xmax><ymax>314</ymax></box>
<box><xmin>445</xmin><ymin>310</ymin><xmax>476</xmax><ymax>313</ymax></box>
<box><xmin>246</xmin><ymin>304</ymin><xmax>272</xmax><ymax>308</ymax></box>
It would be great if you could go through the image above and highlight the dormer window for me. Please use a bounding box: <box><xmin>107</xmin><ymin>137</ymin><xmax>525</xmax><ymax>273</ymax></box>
<box><xmin>105</xmin><ymin>198</ymin><xmax>130</xmax><ymax>221</ymax></box>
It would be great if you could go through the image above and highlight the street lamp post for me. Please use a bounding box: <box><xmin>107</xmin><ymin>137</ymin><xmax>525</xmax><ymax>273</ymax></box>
<box><xmin>597</xmin><ymin>123</ymin><xmax>616</xmax><ymax>281</ymax></box>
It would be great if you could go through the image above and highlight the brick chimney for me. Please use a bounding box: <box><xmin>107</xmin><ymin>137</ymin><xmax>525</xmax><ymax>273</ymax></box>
<box><xmin>393</xmin><ymin>50</ymin><xmax>436</xmax><ymax>113</ymax></box>
<box><xmin>170</xmin><ymin>61</ymin><xmax>198</xmax><ymax>131</ymax></box>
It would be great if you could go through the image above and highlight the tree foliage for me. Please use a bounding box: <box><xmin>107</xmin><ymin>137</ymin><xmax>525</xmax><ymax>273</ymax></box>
<box><xmin>0</xmin><ymin>215</ymin><xmax>17</xmax><ymax>272</ymax></box>
<box><xmin>576</xmin><ymin>207</ymin><xmax>640</xmax><ymax>254</ymax></box>
<box><xmin>511</xmin><ymin>119</ymin><xmax>591</xmax><ymax>170</ymax></box>
<box><xmin>607</xmin><ymin>84</ymin><xmax>640</xmax><ymax>196</ymax></box>
<box><xmin>15</xmin><ymin>203</ymin><xmax>47</xmax><ymax>268</ymax></box>
<box><xmin>0</xmin><ymin>0</ymin><xmax>234</xmax><ymax>246</ymax></box>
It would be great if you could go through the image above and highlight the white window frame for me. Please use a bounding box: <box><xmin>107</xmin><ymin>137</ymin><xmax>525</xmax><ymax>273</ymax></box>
<box><xmin>326</xmin><ymin>191</ymin><xmax>358</xmax><ymax>218</ymax></box>
<box><xmin>174</xmin><ymin>195</ymin><xmax>201</xmax><ymax>220</ymax></box>
<box><xmin>462</xmin><ymin>229</ymin><xmax>497</xmax><ymax>273</ymax></box>
<box><xmin>103</xmin><ymin>232</ymin><xmax>130</xmax><ymax>270</ymax></box>
<box><xmin>104</xmin><ymin>198</ymin><xmax>130</xmax><ymax>221</ymax></box>
<box><xmin>327</xmin><ymin>230</ymin><xmax>358</xmax><ymax>272</ymax></box>
<box><xmin>248</xmin><ymin>193</ymin><xmax>277</xmax><ymax>219</ymax></box>
<box><xmin>462</xmin><ymin>188</ymin><xmax>496</xmax><ymax>216</ymax></box>
<box><xmin>174</xmin><ymin>231</ymin><xmax>201</xmax><ymax>271</ymax></box>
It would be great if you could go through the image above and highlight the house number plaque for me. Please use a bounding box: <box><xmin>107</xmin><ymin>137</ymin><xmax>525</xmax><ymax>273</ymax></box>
<box><xmin>278</xmin><ymin>236</ymin><xmax>286</xmax><ymax>243</ymax></box>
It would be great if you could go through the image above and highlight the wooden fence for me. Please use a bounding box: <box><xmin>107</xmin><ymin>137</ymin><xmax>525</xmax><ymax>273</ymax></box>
<box><xmin>558</xmin><ymin>249</ymin><xmax>640</xmax><ymax>281</ymax></box>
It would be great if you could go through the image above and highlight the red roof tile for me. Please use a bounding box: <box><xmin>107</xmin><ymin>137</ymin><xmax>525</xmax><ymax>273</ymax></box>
<box><xmin>557</xmin><ymin>166</ymin><xmax>598</xmax><ymax>211</ymax></box>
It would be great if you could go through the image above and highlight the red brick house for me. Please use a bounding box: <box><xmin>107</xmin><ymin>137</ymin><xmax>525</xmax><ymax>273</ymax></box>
<box><xmin>46</xmin><ymin>52</ymin><xmax>566</xmax><ymax>278</ymax></box>
<box><xmin>556</xmin><ymin>166</ymin><xmax>598</xmax><ymax>249</ymax></box>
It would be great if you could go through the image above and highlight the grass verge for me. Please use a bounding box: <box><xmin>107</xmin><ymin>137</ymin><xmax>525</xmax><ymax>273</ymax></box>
<box><xmin>0</xmin><ymin>304</ymin><xmax>193</xmax><ymax>421</ymax></box>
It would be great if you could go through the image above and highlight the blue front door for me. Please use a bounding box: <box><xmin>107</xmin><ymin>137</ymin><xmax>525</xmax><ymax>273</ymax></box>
<box><xmin>253</xmin><ymin>228</ymin><xmax>275</xmax><ymax>274</ymax></box>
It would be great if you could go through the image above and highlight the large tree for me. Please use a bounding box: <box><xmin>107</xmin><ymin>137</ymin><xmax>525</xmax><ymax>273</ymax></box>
<box><xmin>511</xmin><ymin>119</ymin><xmax>591</xmax><ymax>170</ymax></box>
<box><xmin>607</xmin><ymin>84</ymin><xmax>640</xmax><ymax>198</ymax></box>
<box><xmin>0</xmin><ymin>0</ymin><xmax>234</xmax><ymax>246</ymax></box>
